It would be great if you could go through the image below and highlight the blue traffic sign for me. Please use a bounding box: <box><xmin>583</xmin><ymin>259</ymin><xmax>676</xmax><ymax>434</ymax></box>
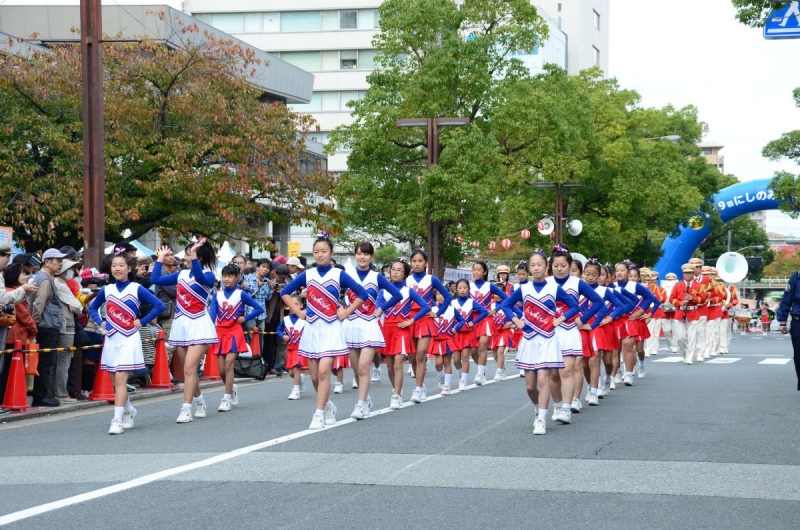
<box><xmin>764</xmin><ymin>1</ymin><xmax>800</xmax><ymax>39</ymax></box>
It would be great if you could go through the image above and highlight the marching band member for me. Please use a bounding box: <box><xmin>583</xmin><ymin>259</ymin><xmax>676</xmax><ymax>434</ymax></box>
<box><xmin>717</xmin><ymin>278</ymin><xmax>738</xmax><ymax>355</ymax></box>
<box><xmin>670</xmin><ymin>263</ymin><xmax>706</xmax><ymax>364</ymax></box>
<box><xmin>644</xmin><ymin>270</ymin><xmax>667</xmax><ymax>358</ymax></box>
<box><xmin>690</xmin><ymin>257</ymin><xmax>711</xmax><ymax>362</ymax></box>
<box><xmin>704</xmin><ymin>267</ymin><xmax>724</xmax><ymax>357</ymax></box>
<box><xmin>662</xmin><ymin>272</ymin><xmax>680</xmax><ymax>353</ymax></box>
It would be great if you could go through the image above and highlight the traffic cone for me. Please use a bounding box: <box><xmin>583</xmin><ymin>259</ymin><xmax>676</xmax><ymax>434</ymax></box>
<box><xmin>171</xmin><ymin>347</ymin><xmax>185</xmax><ymax>383</ymax></box>
<box><xmin>2</xmin><ymin>341</ymin><xmax>39</xmax><ymax>413</ymax></box>
<box><xmin>89</xmin><ymin>354</ymin><xmax>116</xmax><ymax>403</ymax></box>
<box><xmin>149</xmin><ymin>330</ymin><xmax>175</xmax><ymax>388</ymax></box>
<box><xmin>202</xmin><ymin>348</ymin><xmax>221</xmax><ymax>380</ymax></box>
<box><xmin>250</xmin><ymin>329</ymin><xmax>261</xmax><ymax>357</ymax></box>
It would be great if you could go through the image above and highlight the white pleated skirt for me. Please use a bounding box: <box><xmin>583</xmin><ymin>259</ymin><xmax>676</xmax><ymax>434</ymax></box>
<box><xmin>514</xmin><ymin>334</ymin><xmax>563</xmax><ymax>371</ymax></box>
<box><xmin>343</xmin><ymin>317</ymin><xmax>386</xmax><ymax>349</ymax></box>
<box><xmin>168</xmin><ymin>313</ymin><xmax>219</xmax><ymax>347</ymax></box>
<box><xmin>299</xmin><ymin>319</ymin><xmax>349</xmax><ymax>359</ymax></box>
<box><xmin>556</xmin><ymin>326</ymin><xmax>583</xmax><ymax>357</ymax></box>
<box><xmin>101</xmin><ymin>331</ymin><xmax>145</xmax><ymax>373</ymax></box>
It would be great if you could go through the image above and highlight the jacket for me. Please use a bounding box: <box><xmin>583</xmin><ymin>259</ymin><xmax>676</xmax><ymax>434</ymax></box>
<box><xmin>30</xmin><ymin>270</ymin><xmax>63</xmax><ymax>330</ymax></box>
<box><xmin>5</xmin><ymin>287</ymin><xmax>37</xmax><ymax>346</ymax></box>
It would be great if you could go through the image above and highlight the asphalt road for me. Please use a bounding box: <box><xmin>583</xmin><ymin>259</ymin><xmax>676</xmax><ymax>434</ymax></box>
<box><xmin>1</xmin><ymin>332</ymin><xmax>799</xmax><ymax>529</ymax></box>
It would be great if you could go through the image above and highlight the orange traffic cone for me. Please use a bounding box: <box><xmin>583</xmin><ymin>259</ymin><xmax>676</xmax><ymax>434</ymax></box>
<box><xmin>89</xmin><ymin>353</ymin><xmax>116</xmax><ymax>403</ymax></box>
<box><xmin>2</xmin><ymin>341</ymin><xmax>39</xmax><ymax>413</ymax></box>
<box><xmin>202</xmin><ymin>348</ymin><xmax>221</xmax><ymax>380</ymax></box>
<box><xmin>250</xmin><ymin>329</ymin><xmax>261</xmax><ymax>357</ymax></box>
<box><xmin>150</xmin><ymin>330</ymin><xmax>175</xmax><ymax>388</ymax></box>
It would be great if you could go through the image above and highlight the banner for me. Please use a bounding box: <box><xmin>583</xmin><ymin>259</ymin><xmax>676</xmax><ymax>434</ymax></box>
<box><xmin>287</xmin><ymin>242</ymin><xmax>301</xmax><ymax>258</ymax></box>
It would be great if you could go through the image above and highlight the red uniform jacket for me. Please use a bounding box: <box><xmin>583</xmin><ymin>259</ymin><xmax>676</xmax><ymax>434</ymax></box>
<box><xmin>648</xmin><ymin>284</ymin><xmax>667</xmax><ymax>318</ymax></box>
<box><xmin>670</xmin><ymin>279</ymin><xmax>706</xmax><ymax>322</ymax></box>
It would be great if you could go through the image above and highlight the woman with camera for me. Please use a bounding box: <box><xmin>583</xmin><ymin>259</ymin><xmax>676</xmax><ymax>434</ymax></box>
<box><xmin>1</xmin><ymin>263</ymin><xmax>38</xmax><ymax>409</ymax></box>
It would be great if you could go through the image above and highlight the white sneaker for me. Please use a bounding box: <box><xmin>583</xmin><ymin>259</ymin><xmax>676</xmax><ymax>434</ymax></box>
<box><xmin>350</xmin><ymin>403</ymin><xmax>366</xmax><ymax>420</ymax></box>
<box><xmin>533</xmin><ymin>418</ymin><xmax>547</xmax><ymax>435</ymax></box>
<box><xmin>473</xmin><ymin>374</ymin><xmax>486</xmax><ymax>386</ymax></box>
<box><xmin>438</xmin><ymin>373</ymin><xmax>445</xmax><ymax>386</ymax></box>
<box><xmin>696</xmin><ymin>356</ymin><xmax>704</xmax><ymax>363</ymax></box>
<box><xmin>371</xmin><ymin>368</ymin><xmax>381</xmax><ymax>382</ymax></box>
<box><xmin>587</xmin><ymin>393</ymin><xmax>599</xmax><ymax>406</ymax></box>
<box><xmin>176</xmin><ymin>406</ymin><xmax>193</xmax><ymax>423</ymax></box>
<box><xmin>440</xmin><ymin>385</ymin><xmax>450</xmax><ymax>396</ymax></box>
<box><xmin>231</xmin><ymin>384</ymin><xmax>238</xmax><ymax>406</ymax></box>
<box><xmin>614</xmin><ymin>373</ymin><xmax>623</xmax><ymax>384</ymax></box>
<box><xmin>644</xmin><ymin>352</ymin><xmax>650</xmax><ymax>358</ymax></box>
<box><xmin>122</xmin><ymin>407</ymin><xmax>136</xmax><ymax>429</ymax></box>
<box><xmin>609</xmin><ymin>379</ymin><xmax>617</xmax><ymax>390</ymax></box>
<box><xmin>333</xmin><ymin>382</ymin><xmax>344</xmax><ymax>394</ymax></box>
<box><xmin>571</xmin><ymin>398</ymin><xmax>582</xmax><ymax>413</ymax></box>
<box><xmin>458</xmin><ymin>380</ymin><xmax>467</xmax><ymax>391</ymax></box>
<box><xmin>390</xmin><ymin>394</ymin><xmax>403</xmax><ymax>409</ymax></box>
<box><xmin>365</xmin><ymin>396</ymin><xmax>373</xmax><ymax>416</ymax></box>
<box><xmin>556</xmin><ymin>406</ymin><xmax>572</xmax><ymax>425</ymax></box>
<box><xmin>324</xmin><ymin>402</ymin><xmax>337</xmax><ymax>425</ymax></box>
<box><xmin>604</xmin><ymin>381</ymin><xmax>612</xmax><ymax>395</ymax></box>
<box><xmin>421</xmin><ymin>385</ymin><xmax>427</xmax><ymax>400</ymax></box>
<box><xmin>637</xmin><ymin>366</ymin><xmax>646</xmax><ymax>379</ymax></box>
<box><xmin>410</xmin><ymin>388</ymin><xmax>423</xmax><ymax>403</ymax></box>
<box><xmin>519</xmin><ymin>369</ymin><xmax>525</xmax><ymax>377</ymax></box>
<box><xmin>309</xmin><ymin>412</ymin><xmax>325</xmax><ymax>430</ymax></box>
<box><xmin>108</xmin><ymin>419</ymin><xmax>124</xmax><ymax>435</ymax></box>
<box><xmin>597</xmin><ymin>385</ymin><xmax>605</xmax><ymax>399</ymax></box>
<box><xmin>299</xmin><ymin>374</ymin><xmax>306</xmax><ymax>393</ymax></box>
<box><xmin>218</xmin><ymin>399</ymin><xmax>231</xmax><ymax>412</ymax></box>
<box><xmin>288</xmin><ymin>388</ymin><xmax>300</xmax><ymax>400</ymax></box>
<box><xmin>352</xmin><ymin>380</ymin><xmax>359</xmax><ymax>389</ymax></box>
<box><xmin>684</xmin><ymin>360</ymin><xmax>694</xmax><ymax>365</ymax></box>
<box><xmin>194</xmin><ymin>400</ymin><xmax>207</xmax><ymax>418</ymax></box>
<box><xmin>552</xmin><ymin>406</ymin><xmax>566</xmax><ymax>423</ymax></box>
<box><xmin>623</xmin><ymin>374</ymin><xmax>633</xmax><ymax>386</ymax></box>
<box><xmin>407</xmin><ymin>364</ymin><xmax>414</xmax><ymax>376</ymax></box>
<box><xmin>494</xmin><ymin>369</ymin><xmax>504</xmax><ymax>381</ymax></box>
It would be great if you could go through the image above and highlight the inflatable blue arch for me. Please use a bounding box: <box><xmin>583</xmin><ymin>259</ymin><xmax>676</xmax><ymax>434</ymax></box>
<box><xmin>654</xmin><ymin>178</ymin><xmax>779</xmax><ymax>276</ymax></box>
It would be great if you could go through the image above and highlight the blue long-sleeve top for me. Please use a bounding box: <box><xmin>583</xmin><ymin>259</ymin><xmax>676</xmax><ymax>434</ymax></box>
<box><xmin>380</xmin><ymin>281</ymin><xmax>432</xmax><ymax>321</ymax></box>
<box><xmin>617</xmin><ymin>280</ymin><xmax>660</xmax><ymax>315</ymax></box>
<box><xmin>352</xmin><ymin>268</ymin><xmax>402</xmax><ymax>314</ymax></box>
<box><xmin>89</xmin><ymin>280</ymin><xmax>165</xmax><ymax>330</ymax></box>
<box><xmin>151</xmin><ymin>259</ymin><xmax>216</xmax><ymax>289</ymax></box>
<box><xmin>552</xmin><ymin>276</ymin><xmax>604</xmax><ymax>330</ymax></box>
<box><xmin>778</xmin><ymin>272</ymin><xmax>800</xmax><ymax>324</ymax></box>
<box><xmin>493</xmin><ymin>303</ymin><xmax>522</xmax><ymax>327</ymax></box>
<box><xmin>407</xmin><ymin>271</ymin><xmax>453</xmax><ymax>317</ymax></box>
<box><xmin>280</xmin><ymin>264</ymin><xmax>368</xmax><ymax>321</ymax></box>
<box><xmin>585</xmin><ymin>284</ymin><xmax>628</xmax><ymax>321</ymax></box>
<box><xmin>497</xmin><ymin>280</ymin><xmax>580</xmax><ymax>326</ymax></box>
<box><xmin>453</xmin><ymin>295</ymin><xmax>489</xmax><ymax>331</ymax></box>
<box><xmin>277</xmin><ymin>314</ymin><xmax>299</xmax><ymax>339</ymax></box>
<box><xmin>208</xmin><ymin>286</ymin><xmax>265</xmax><ymax>323</ymax></box>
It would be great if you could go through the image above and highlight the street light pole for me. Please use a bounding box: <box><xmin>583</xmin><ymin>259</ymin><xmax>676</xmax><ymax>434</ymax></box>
<box><xmin>534</xmin><ymin>182</ymin><xmax>585</xmax><ymax>243</ymax></box>
<box><xmin>397</xmin><ymin>117</ymin><xmax>470</xmax><ymax>276</ymax></box>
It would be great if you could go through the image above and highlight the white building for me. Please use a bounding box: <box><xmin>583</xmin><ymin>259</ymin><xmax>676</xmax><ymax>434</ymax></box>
<box><xmin>534</xmin><ymin>0</ymin><xmax>610</xmax><ymax>75</ymax></box>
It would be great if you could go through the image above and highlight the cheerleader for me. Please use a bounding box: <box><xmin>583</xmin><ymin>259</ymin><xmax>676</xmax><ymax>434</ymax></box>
<box><xmin>379</xmin><ymin>258</ymin><xmax>431</xmax><ymax>408</ymax></box>
<box><xmin>469</xmin><ymin>262</ymin><xmax>508</xmax><ymax>385</ymax></box>
<box><xmin>344</xmin><ymin>242</ymin><xmax>402</xmax><ymax>420</ymax></box>
<box><xmin>614</xmin><ymin>261</ymin><xmax>659</xmax><ymax>385</ymax></box>
<box><xmin>547</xmin><ymin>245</ymin><xmax>604</xmax><ymax>423</ymax></box>
<box><xmin>406</xmin><ymin>250</ymin><xmax>453</xmax><ymax>403</ymax></box>
<box><xmin>88</xmin><ymin>251</ymin><xmax>165</xmax><ymax>434</ymax></box>
<box><xmin>280</xmin><ymin>232</ymin><xmax>368</xmax><ymax>430</ymax></box>
<box><xmin>428</xmin><ymin>291</ymin><xmax>464</xmax><ymax>395</ymax></box>
<box><xmin>582</xmin><ymin>257</ymin><xmax>627</xmax><ymax>404</ymax></box>
<box><xmin>152</xmin><ymin>240</ymin><xmax>219</xmax><ymax>424</ymax></box>
<box><xmin>512</xmin><ymin>260</ymin><xmax>529</xmax><ymax>376</ymax></box>
<box><xmin>604</xmin><ymin>264</ymin><xmax>624</xmax><ymax>389</ymax></box>
<box><xmin>489</xmin><ymin>293</ymin><xmax>521</xmax><ymax>381</ymax></box>
<box><xmin>628</xmin><ymin>265</ymin><xmax>660</xmax><ymax>375</ymax></box>
<box><xmin>452</xmin><ymin>278</ymin><xmax>490</xmax><ymax>391</ymax></box>
<box><xmin>279</xmin><ymin>295</ymin><xmax>307</xmax><ymax>400</ymax></box>
<box><xmin>497</xmin><ymin>249</ymin><xmax>579</xmax><ymax>435</ymax></box>
<box><xmin>208</xmin><ymin>265</ymin><xmax>265</xmax><ymax>412</ymax></box>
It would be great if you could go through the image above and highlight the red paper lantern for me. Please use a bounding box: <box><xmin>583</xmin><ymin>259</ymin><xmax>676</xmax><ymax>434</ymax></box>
<box><xmin>488</xmin><ymin>241</ymin><xmax>496</xmax><ymax>251</ymax></box>
<box><xmin>471</xmin><ymin>241</ymin><xmax>480</xmax><ymax>248</ymax></box>
<box><xmin>549</xmin><ymin>232</ymin><xmax>556</xmax><ymax>239</ymax></box>
<box><xmin>521</xmin><ymin>229</ymin><xmax>531</xmax><ymax>239</ymax></box>
<box><xmin>454</xmin><ymin>236</ymin><xmax>464</xmax><ymax>244</ymax></box>
<box><xmin>501</xmin><ymin>238</ymin><xmax>512</xmax><ymax>249</ymax></box>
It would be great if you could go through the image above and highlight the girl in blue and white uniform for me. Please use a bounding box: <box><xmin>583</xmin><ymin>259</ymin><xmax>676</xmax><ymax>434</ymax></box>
<box><xmin>152</xmin><ymin>239</ymin><xmax>219</xmax><ymax>424</ymax></box>
<box><xmin>469</xmin><ymin>261</ymin><xmax>508</xmax><ymax>385</ymax></box>
<box><xmin>451</xmin><ymin>278</ymin><xmax>489</xmax><ymax>391</ymax></box>
<box><xmin>280</xmin><ymin>232</ymin><xmax>368</xmax><ymax>430</ymax></box>
<box><xmin>278</xmin><ymin>296</ymin><xmax>307</xmax><ymax>400</ymax></box>
<box><xmin>547</xmin><ymin>245</ymin><xmax>604</xmax><ymax>424</ymax></box>
<box><xmin>613</xmin><ymin>261</ymin><xmax>659</xmax><ymax>386</ymax></box>
<box><xmin>406</xmin><ymin>250</ymin><xmax>453</xmax><ymax>404</ymax></box>
<box><xmin>343</xmin><ymin>242</ymin><xmax>402</xmax><ymax>420</ymax></box>
<box><xmin>497</xmin><ymin>249</ymin><xmax>579</xmax><ymax>436</ymax></box>
<box><xmin>89</xmin><ymin>252</ymin><xmax>164</xmax><ymax>435</ymax></box>
<box><xmin>428</xmin><ymin>291</ymin><xmax>465</xmax><ymax>395</ymax></box>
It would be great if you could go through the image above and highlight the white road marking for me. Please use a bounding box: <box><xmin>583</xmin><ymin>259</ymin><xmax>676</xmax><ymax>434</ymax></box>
<box><xmin>758</xmin><ymin>358</ymin><xmax>792</xmax><ymax>365</ymax></box>
<box><xmin>652</xmin><ymin>356</ymin><xmax>684</xmax><ymax>363</ymax></box>
<box><xmin>705</xmin><ymin>357</ymin><xmax>741</xmax><ymax>364</ymax></box>
<box><xmin>0</xmin><ymin>370</ymin><xmax>517</xmax><ymax>526</ymax></box>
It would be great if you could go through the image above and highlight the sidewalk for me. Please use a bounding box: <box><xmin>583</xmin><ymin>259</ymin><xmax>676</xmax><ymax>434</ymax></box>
<box><xmin>0</xmin><ymin>375</ymin><xmax>280</xmax><ymax>424</ymax></box>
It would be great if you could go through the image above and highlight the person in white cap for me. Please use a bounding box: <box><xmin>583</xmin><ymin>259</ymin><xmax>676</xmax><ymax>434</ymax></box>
<box><xmin>286</xmin><ymin>257</ymin><xmax>305</xmax><ymax>278</ymax></box>
<box><xmin>53</xmin><ymin>258</ymin><xmax>83</xmax><ymax>403</ymax></box>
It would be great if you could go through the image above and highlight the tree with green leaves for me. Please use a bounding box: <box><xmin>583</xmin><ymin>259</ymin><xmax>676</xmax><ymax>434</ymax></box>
<box><xmin>0</xmin><ymin>13</ymin><xmax>334</xmax><ymax>251</ymax></box>
<box><xmin>731</xmin><ymin>0</ymin><xmax>794</xmax><ymax>26</ymax></box>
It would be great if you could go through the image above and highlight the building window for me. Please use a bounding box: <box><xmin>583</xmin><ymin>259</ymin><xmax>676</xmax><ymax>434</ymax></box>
<box><xmin>359</xmin><ymin>49</ymin><xmax>377</xmax><ymax>69</ymax></box>
<box><xmin>592</xmin><ymin>46</ymin><xmax>600</xmax><ymax>66</ymax></box>
<box><xmin>700</xmin><ymin>149</ymin><xmax>712</xmax><ymax>155</ymax></box>
<box><xmin>340</xmin><ymin>10</ymin><xmax>358</xmax><ymax>29</ymax></box>
<box><xmin>280</xmin><ymin>51</ymin><xmax>322</xmax><ymax>71</ymax></box>
<box><xmin>321</xmin><ymin>11</ymin><xmax>339</xmax><ymax>31</ymax></box>
<box><xmin>557</xmin><ymin>3</ymin><xmax>562</xmax><ymax>12</ymax></box>
<box><xmin>280</xmin><ymin>11</ymin><xmax>321</xmax><ymax>32</ymax></box>
<box><xmin>593</xmin><ymin>10</ymin><xmax>600</xmax><ymax>29</ymax></box>
<box><xmin>374</xmin><ymin>9</ymin><xmax>381</xmax><ymax>28</ymax></box>
<box><xmin>340</xmin><ymin>50</ymin><xmax>358</xmax><ymax>69</ymax></box>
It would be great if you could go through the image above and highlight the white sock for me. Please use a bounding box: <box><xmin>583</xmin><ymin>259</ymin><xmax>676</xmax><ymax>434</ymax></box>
<box><xmin>444</xmin><ymin>374</ymin><xmax>452</xmax><ymax>386</ymax></box>
<box><xmin>537</xmin><ymin>408</ymin><xmax>547</xmax><ymax>421</ymax></box>
<box><xmin>456</xmin><ymin>368</ymin><xmax>462</xmax><ymax>377</ymax></box>
<box><xmin>638</xmin><ymin>359</ymin><xmax>645</xmax><ymax>367</ymax></box>
<box><xmin>477</xmin><ymin>365</ymin><xmax>486</xmax><ymax>376</ymax></box>
<box><xmin>193</xmin><ymin>394</ymin><xmax>204</xmax><ymax>404</ymax></box>
<box><xmin>461</xmin><ymin>373</ymin><xmax>468</xmax><ymax>383</ymax></box>
<box><xmin>315</xmin><ymin>408</ymin><xmax>324</xmax><ymax>415</ymax></box>
<box><xmin>590</xmin><ymin>387</ymin><xmax>598</xmax><ymax>394</ymax></box>
<box><xmin>223</xmin><ymin>393</ymin><xmax>231</xmax><ymax>401</ymax></box>
<box><xmin>357</xmin><ymin>400</ymin><xmax>365</xmax><ymax>406</ymax></box>
<box><xmin>625</xmin><ymin>371</ymin><xmax>634</xmax><ymax>377</ymax></box>
<box><xmin>326</xmin><ymin>399</ymin><xmax>334</xmax><ymax>408</ymax></box>
<box><xmin>124</xmin><ymin>399</ymin><xmax>134</xmax><ymax>411</ymax></box>
<box><xmin>181</xmin><ymin>402</ymin><xmax>192</xmax><ymax>409</ymax></box>
<box><xmin>437</xmin><ymin>370</ymin><xmax>444</xmax><ymax>378</ymax></box>
<box><xmin>293</xmin><ymin>385</ymin><xmax>300</xmax><ymax>391</ymax></box>
<box><xmin>113</xmin><ymin>407</ymin><xmax>124</xmax><ymax>421</ymax></box>
<box><xmin>415</xmin><ymin>386</ymin><xmax>422</xmax><ymax>392</ymax></box>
